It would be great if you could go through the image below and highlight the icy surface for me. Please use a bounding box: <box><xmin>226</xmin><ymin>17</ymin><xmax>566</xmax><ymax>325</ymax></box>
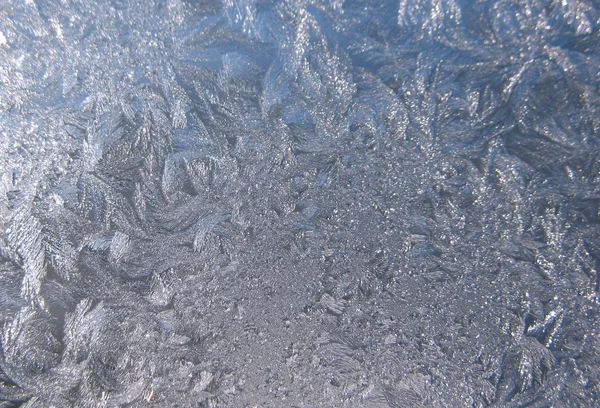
<box><xmin>1</xmin><ymin>0</ymin><xmax>599</xmax><ymax>406</ymax></box>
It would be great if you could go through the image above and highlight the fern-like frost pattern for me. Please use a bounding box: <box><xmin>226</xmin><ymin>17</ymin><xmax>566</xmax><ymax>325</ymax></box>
<box><xmin>0</xmin><ymin>0</ymin><xmax>599</xmax><ymax>406</ymax></box>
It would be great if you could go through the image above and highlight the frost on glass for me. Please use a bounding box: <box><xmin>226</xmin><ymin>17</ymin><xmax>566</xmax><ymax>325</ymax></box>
<box><xmin>0</xmin><ymin>0</ymin><xmax>599</xmax><ymax>406</ymax></box>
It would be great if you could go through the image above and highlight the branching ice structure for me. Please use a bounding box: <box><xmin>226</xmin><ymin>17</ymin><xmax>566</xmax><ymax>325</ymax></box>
<box><xmin>0</xmin><ymin>0</ymin><xmax>599</xmax><ymax>406</ymax></box>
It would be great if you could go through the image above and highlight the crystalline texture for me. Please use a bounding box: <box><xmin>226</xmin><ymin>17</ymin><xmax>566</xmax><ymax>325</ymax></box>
<box><xmin>0</xmin><ymin>0</ymin><xmax>599</xmax><ymax>406</ymax></box>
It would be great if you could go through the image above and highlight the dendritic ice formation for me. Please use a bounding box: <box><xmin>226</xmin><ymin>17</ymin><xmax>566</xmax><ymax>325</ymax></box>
<box><xmin>0</xmin><ymin>0</ymin><xmax>599</xmax><ymax>406</ymax></box>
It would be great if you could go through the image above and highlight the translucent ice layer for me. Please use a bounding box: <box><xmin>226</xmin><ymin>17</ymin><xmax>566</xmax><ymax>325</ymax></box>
<box><xmin>0</xmin><ymin>0</ymin><xmax>599</xmax><ymax>406</ymax></box>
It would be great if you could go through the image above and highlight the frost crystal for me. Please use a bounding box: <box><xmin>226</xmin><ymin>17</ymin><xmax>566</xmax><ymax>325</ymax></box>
<box><xmin>0</xmin><ymin>0</ymin><xmax>599</xmax><ymax>406</ymax></box>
